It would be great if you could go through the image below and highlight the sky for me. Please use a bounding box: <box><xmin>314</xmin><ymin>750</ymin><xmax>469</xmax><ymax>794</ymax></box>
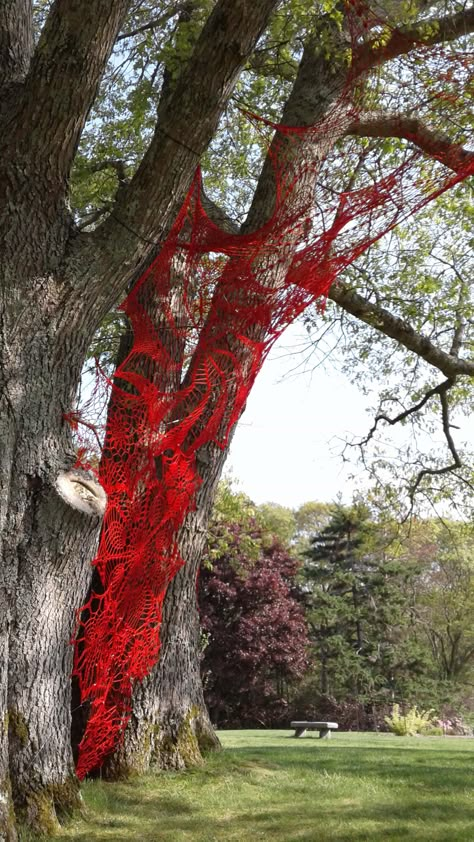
<box><xmin>226</xmin><ymin>320</ymin><xmax>474</xmax><ymax>510</ymax></box>
<box><xmin>226</xmin><ymin>321</ymin><xmax>374</xmax><ymax>508</ymax></box>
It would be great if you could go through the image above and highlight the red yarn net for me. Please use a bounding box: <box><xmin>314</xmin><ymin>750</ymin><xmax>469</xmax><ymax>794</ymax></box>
<box><xmin>72</xmin><ymin>4</ymin><xmax>474</xmax><ymax>777</ymax></box>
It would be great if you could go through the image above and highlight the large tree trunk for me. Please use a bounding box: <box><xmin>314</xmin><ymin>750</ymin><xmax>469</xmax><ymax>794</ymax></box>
<box><xmin>0</xmin><ymin>302</ymin><xmax>107</xmax><ymax>836</ymax></box>
<box><xmin>0</xmin><ymin>3</ymin><xmax>131</xmax><ymax>831</ymax></box>
<box><xmin>0</xmin><ymin>0</ymin><xmax>280</xmax><ymax>832</ymax></box>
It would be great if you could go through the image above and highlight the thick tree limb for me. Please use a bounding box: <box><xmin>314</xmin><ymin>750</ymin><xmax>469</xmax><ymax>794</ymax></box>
<box><xmin>0</xmin><ymin>0</ymin><xmax>33</xmax><ymax>87</ymax></box>
<box><xmin>328</xmin><ymin>282</ymin><xmax>474</xmax><ymax>378</ymax></box>
<box><xmin>346</xmin><ymin>113</ymin><xmax>474</xmax><ymax>174</ymax></box>
<box><xmin>13</xmin><ymin>0</ymin><xmax>131</xmax><ymax>189</ymax></box>
<box><xmin>70</xmin><ymin>0</ymin><xmax>280</xmax><ymax>326</ymax></box>
<box><xmin>353</xmin><ymin>6</ymin><xmax>474</xmax><ymax>76</ymax></box>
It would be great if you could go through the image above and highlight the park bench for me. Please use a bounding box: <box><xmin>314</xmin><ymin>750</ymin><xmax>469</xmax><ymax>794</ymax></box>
<box><xmin>290</xmin><ymin>721</ymin><xmax>338</xmax><ymax>739</ymax></box>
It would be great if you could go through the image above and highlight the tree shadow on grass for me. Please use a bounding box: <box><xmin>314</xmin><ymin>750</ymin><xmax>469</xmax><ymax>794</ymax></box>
<box><xmin>231</xmin><ymin>798</ymin><xmax>474</xmax><ymax>842</ymax></box>
<box><xmin>53</xmin><ymin>740</ymin><xmax>474</xmax><ymax>842</ymax></box>
<box><xmin>55</xmin><ymin>789</ymin><xmax>474</xmax><ymax>842</ymax></box>
<box><xmin>226</xmin><ymin>742</ymin><xmax>473</xmax><ymax>791</ymax></box>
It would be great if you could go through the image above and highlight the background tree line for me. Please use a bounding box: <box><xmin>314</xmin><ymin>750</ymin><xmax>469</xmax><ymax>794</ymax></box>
<box><xmin>199</xmin><ymin>483</ymin><xmax>474</xmax><ymax>731</ymax></box>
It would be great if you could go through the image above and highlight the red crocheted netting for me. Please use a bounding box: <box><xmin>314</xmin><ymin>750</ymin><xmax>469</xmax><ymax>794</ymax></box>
<box><xmin>71</xmin><ymin>3</ymin><xmax>474</xmax><ymax>777</ymax></box>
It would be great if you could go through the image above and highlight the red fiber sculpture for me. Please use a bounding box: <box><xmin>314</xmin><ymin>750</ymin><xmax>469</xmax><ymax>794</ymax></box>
<box><xmin>72</xmin><ymin>4</ymin><xmax>474</xmax><ymax>777</ymax></box>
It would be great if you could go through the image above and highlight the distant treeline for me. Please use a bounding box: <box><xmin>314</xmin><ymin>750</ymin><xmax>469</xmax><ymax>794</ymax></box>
<box><xmin>199</xmin><ymin>484</ymin><xmax>474</xmax><ymax>731</ymax></box>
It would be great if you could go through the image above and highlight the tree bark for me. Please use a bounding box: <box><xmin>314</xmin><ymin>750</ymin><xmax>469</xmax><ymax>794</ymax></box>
<box><xmin>103</xmin><ymin>443</ymin><xmax>227</xmax><ymax>777</ymax></box>
<box><xmin>0</xmin><ymin>293</ymin><xmax>107</xmax><ymax>835</ymax></box>
<box><xmin>0</xmin><ymin>0</ymin><xmax>33</xmax><ymax>88</ymax></box>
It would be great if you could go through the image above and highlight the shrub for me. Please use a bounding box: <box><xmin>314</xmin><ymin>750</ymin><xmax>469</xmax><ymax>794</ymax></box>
<box><xmin>435</xmin><ymin>716</ymin><xmax>473</xmax><ymax>736</ymax></box>
<box><xmin>421</xmin><ymin>725</ymin><xmax>444</xmax><ymax>736</ymax></box>
<box><xmin>384</xmin><ymin>704</ymin><xmax>436</xmax><ymax>736</ymax></box>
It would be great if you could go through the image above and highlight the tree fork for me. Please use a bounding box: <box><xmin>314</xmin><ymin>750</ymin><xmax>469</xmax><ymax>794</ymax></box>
<box><xmin>0</xmin><ymin>0</ymin><xmax>281</xmax><ymax>830</ymax></box>
<box><xmin>104</xmin><ymin>13</ymin><xmax>352</xmax><ymax>777</ymax></box>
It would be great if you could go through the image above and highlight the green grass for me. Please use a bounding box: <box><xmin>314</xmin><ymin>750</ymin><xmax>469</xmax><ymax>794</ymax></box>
<box><xmin>50</xmin><ymin>731</ymin><xmax>473</xmax><ymax>841</ymax></box>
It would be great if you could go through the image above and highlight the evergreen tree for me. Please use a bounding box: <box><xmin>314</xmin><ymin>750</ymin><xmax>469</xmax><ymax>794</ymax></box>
<box><xmin>303</xmin><ymin>504</ymin><xmax>427</xmax><ymax>705</ymax></box>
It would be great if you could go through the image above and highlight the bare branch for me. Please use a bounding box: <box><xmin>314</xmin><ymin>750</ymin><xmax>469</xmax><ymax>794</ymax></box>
<box><xmin>356</xmin><ymin>377</ymin><xmax>454</xmax><ymax>449</ymax></box>
<box><xmin>346</xmin><ymin>373</ymin><xmax>473</xmax><ymax>512</ymax></box>
<box><xmin>346</xmin><ymin>113</ymin><xmax>474</xmax><ymax>174</ymax></box>
<box><xmin>328</xmin><ymin>282</ymin><xmax>474</xmax><ymax>378</ymax></box>
<box><xmin>117</xmin><ymin>4</ymin><xmax>194</xmax><ymax>42</ymax></box>
<box><xmin>353</xmin><ymin>6</ymin><xmax>474</xmax><ymax>76</ymax></box>
<box><xmin>408</xmin><ymin>380</ymin><xmax>465</xmax><ymax>504</ymax></box>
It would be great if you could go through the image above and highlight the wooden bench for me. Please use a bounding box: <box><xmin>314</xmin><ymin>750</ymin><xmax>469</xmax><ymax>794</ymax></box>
<box><xmin>290</xmin><ymin>721</ymin><xmax>338</xmax><ymax>739</ymax></box>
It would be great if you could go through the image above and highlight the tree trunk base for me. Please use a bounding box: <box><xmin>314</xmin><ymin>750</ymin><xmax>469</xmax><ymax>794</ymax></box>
<box><xmin>0</xmin><ymin>778</ymin><xmax>17</xmax><ymax>842</ymax></box>
<box><xmin>152</xmin><ymin>706</ymin><xmax>221</xmax><ymax>772</ymax></box>
<box><xmin>14</xmin><ymin>776</ymin><xmax>82</xmax><ymax>838</ymax></box>
<box><xmin>103</xmin><ymin>704</ymin><xmax>220</xmax><ymax>780</ymax></box>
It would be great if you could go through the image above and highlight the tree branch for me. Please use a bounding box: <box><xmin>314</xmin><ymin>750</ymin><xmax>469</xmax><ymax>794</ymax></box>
<box><xmin>408</xmin><ymin>380</ymin><xmax>465</xmax><ymax>505</ymax></box>
<box><xmin>86</xmin><ymin>158</ymin><xmax>129</xmax><ymax>185</ymax></box>
<box><xmin>77</xmin><ymin>204</ymin><xmax>112</xmax><ymax>231</ymax></box>
<box><xmin>117</xmin><ymin>4</ymin><xmax>194</xmax><ymax>42</ymax></box>
<box><xmin>450</xmin><ymin>280</ymin><xmax>468</xmax><ymax>358</ymax></box>
<box><xmin>87</xmin><ymin>157</ymin><xmax>126</xmax><ymax>175</ymax></box>
<box><xmin>355</xmin><ymin>377</ymin><xmax>454</xmax><ymax>449</ymax></box>
<box><xmin>346</xmin><ymin>113</ymin><xmax>474</xmax><ymax>174</ymax></box>
<box><xmin>0</xmin><ymin>0</ymin><xmax>33</xmax><ymax>87</ymax></box>
<box><xmin>201</xmin><ymin>191</ymin><xmax>240</xmax><ymax>234</ymax></box>
<box><xmin>328</xmin><ymin>282</ymin><xmax>474</xmax><ymax>378</ymax></box>
<box><xmin>14</xmin><ymin>0</ymin><xmax>130</xmax><ymax>190</ymax></box>
<box><xmin>69</xmin><ymin>0</ymin><xmax>280</xmax><ymax>327</ymax></box>
<box><xmin>345</xmin><ymin>373</ymin><xmax>472</xmax><ymax>511</ymax></box>
<box><xmin>352</xmin><ymin>7</ymin><xmax>474</xmax><ymax>76</ymax></box>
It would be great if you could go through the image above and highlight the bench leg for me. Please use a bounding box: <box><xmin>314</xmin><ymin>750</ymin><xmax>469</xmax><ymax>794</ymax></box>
<box><xmin>294</xmin><ymin>728</ymin><xmax>307</xmax><ymax>738</ymax></box>
<box><xmin>319</xmin><ymin>728</ymin><xmax>331</xmax><ymax>739</ymax></box>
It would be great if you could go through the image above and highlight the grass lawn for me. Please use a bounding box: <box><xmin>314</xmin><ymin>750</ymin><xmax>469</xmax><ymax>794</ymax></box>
<box><xmin>45</xmin><ymin>730</ymin><xmax>473</xmax><ymax>842</ymax></box>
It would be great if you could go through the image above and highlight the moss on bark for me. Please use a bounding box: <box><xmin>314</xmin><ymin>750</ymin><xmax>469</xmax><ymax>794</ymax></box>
<box><xmin>16</xmin><ymin>775</ymin><xmax>82</xmax><ymax>838</ymax></box>
<box><xmin>8</xmin><ymin>709</ymin><xmax>28</xmax><ymax>748</ymax></box>
<box><xmin>0</xmin><ymin>776</ymin><xmax>17</xmax><ymax>842</ymax></box>
<box><xmin>195</xmin><ymin>717</ymin><xmax>221</xmax><ymax>755</ymax></box>
<box><xmin>104</xmin><ymin>705</ymin><xmax>220</xmax><ymax>779</ymax></box>
<box><xmin>154</xmin><ymin>706</ymin><xmax>216</xmax><ymax>770</ymax></box>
